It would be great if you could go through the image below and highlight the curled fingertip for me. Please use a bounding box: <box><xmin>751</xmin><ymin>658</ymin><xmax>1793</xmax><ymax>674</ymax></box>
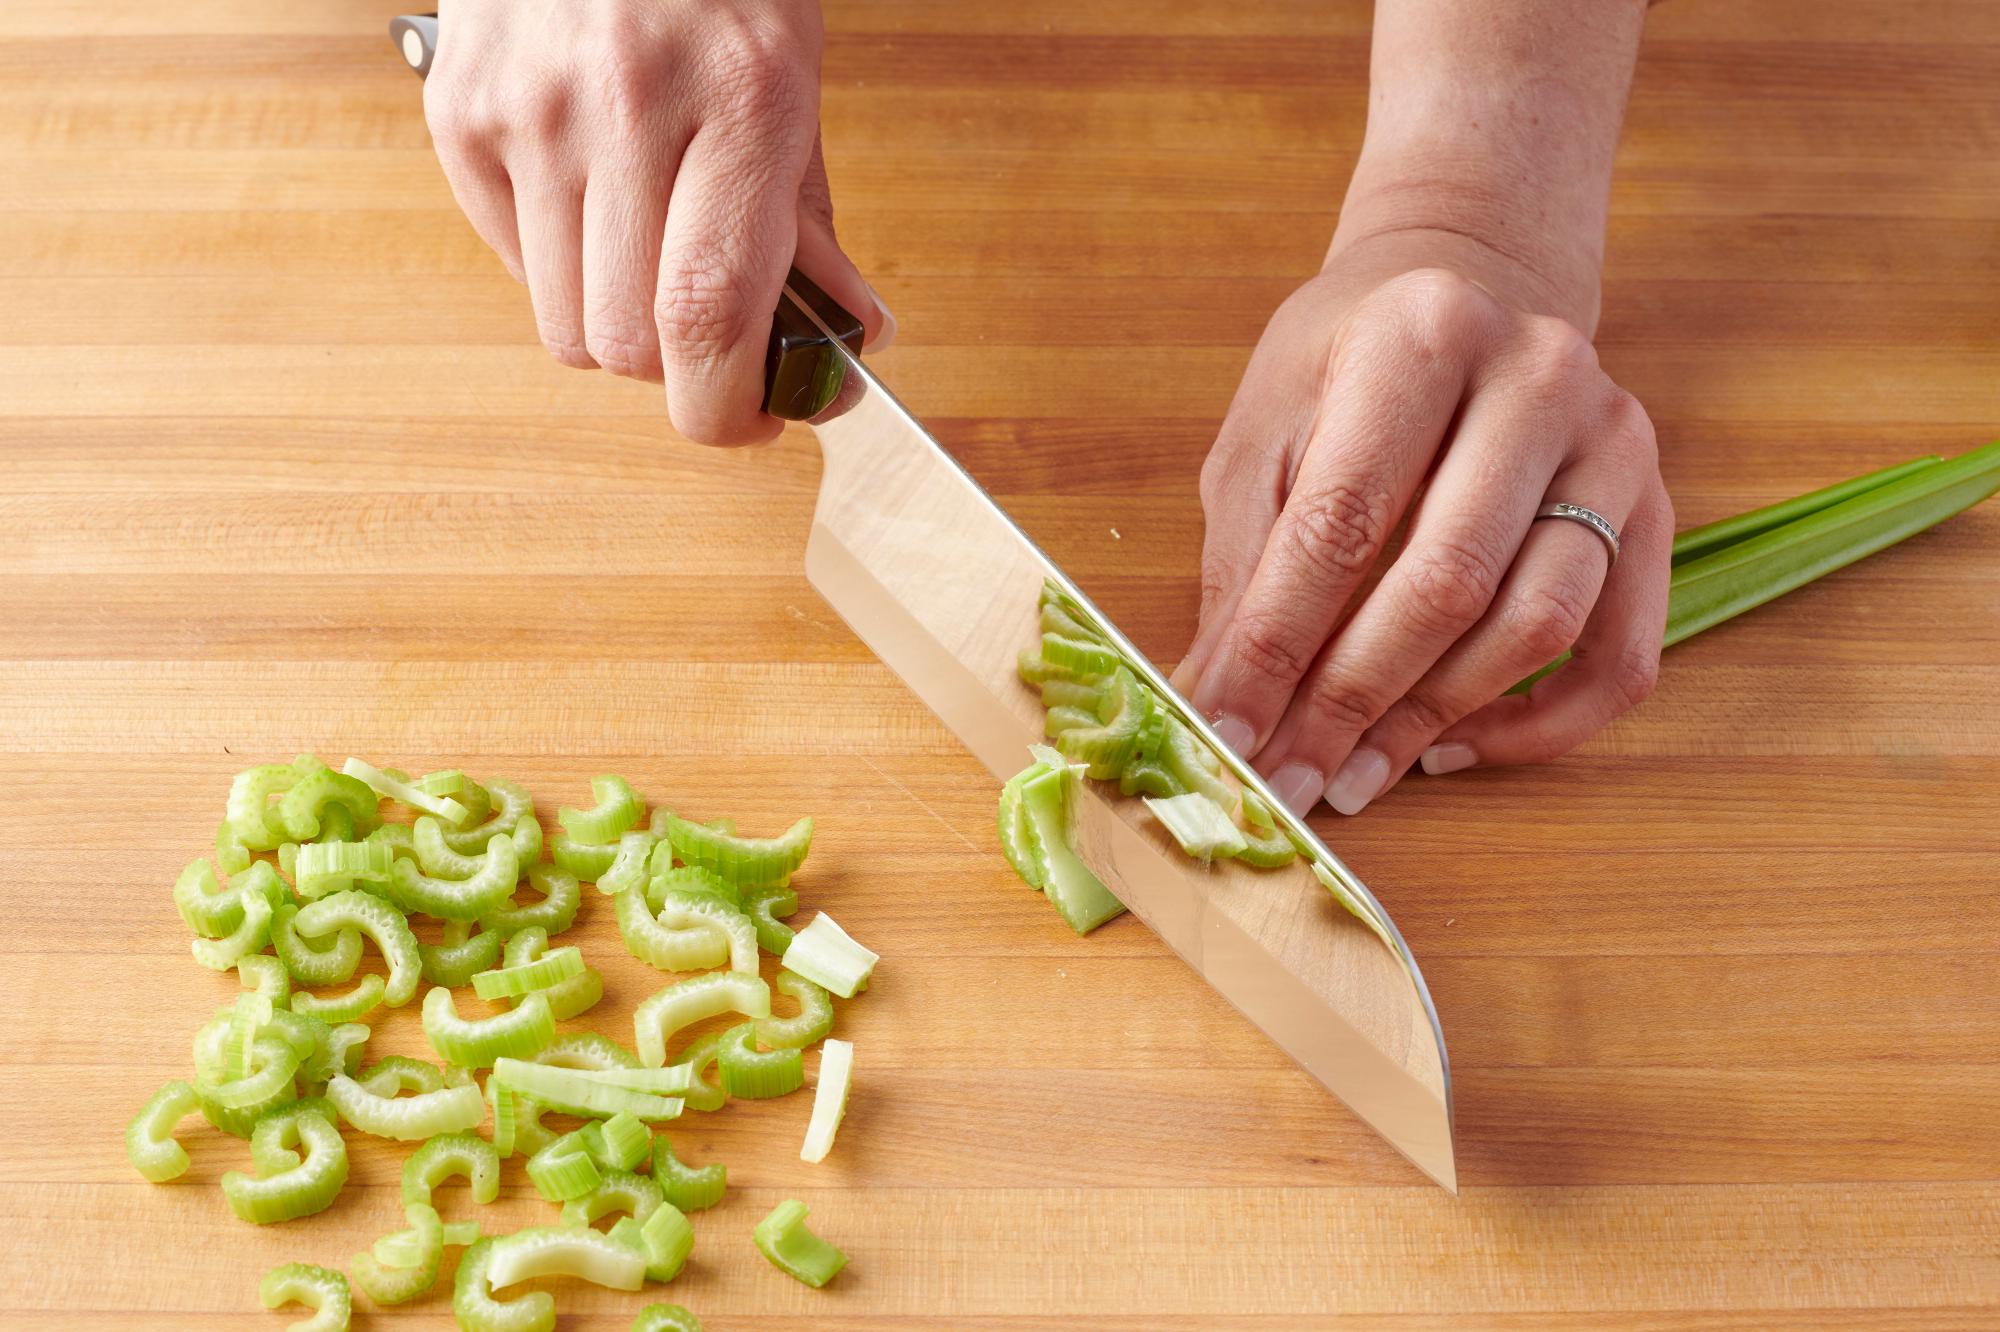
<box><xmin>1325</xmin><ymin>747</ymin><xmax>1390</xmax><ymax>816</ymax></box>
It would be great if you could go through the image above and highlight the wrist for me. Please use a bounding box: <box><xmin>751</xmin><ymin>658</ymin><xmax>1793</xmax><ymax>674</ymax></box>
<box><xmin>1323</xmin><ymin>205</ymin><xmax>1605</xmax><ymax>334</ymax></box>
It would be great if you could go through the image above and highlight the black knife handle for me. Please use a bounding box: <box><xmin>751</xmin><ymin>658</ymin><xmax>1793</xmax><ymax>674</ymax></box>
<box><xmin>390</xmin><ymin>14</ymin><xmax>860</xmax><ymax>420</ymax></box>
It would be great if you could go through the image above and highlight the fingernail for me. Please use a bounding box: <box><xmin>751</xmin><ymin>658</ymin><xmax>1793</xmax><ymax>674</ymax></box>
<box><xmin>1325</xmin><ymin>747</ymin><xmax>1391</xmax><ymax>816</ymax></box>
<box><xmin>863</xmin><ymin>282</ymin><xmax>896</xmax><ymax>352</ymax></box>
<box><xmin>1269</xmin><ymin>762</ymin><xmax>1325</xmax><ymax>817</ymax></box>
<box><xmin>1210</xmin><ymin>715</ymin><xmax>1255</xmax><ymax>757</ymax></box>
<box><xmin>1420</xmin><ymin>742</ymin><xmax>1478</xmax><ymax>776</ymax></box>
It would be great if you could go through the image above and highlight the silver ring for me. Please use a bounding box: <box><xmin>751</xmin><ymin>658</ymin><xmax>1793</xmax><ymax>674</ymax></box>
<box><xmin>1534</xmin><ymin>501</ymin><xmax>1620</xmax><ymax>566</ymax></box>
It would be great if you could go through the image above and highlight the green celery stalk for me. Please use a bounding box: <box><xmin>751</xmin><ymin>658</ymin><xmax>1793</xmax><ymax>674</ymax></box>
<box><xmin>1666</xmin><ymin>438</ymin><xmax>2000</xmax><ymax>647</ymax></box>
<box><xmin>1670</xmin><ymin>454</ymin><xmax>1943</xmax><ymax>566</ymax></box>
<box><xmin>1516</xmin><ymin>440</ymin><xmax>2000</xmax><ymax>690</ymax></box>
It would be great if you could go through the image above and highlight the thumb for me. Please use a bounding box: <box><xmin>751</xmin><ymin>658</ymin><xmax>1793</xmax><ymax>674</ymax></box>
<box><xmin>792</xmin><ymin>134</ymin><xmax>894</xmax><ymax>351</ymax></box>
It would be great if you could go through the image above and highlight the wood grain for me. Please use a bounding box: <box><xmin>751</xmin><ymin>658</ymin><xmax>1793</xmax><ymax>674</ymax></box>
<box><xmin>2</xmin><ymin>0</ymin><xmax>1996</xmax><ymax>1326</ymax></box>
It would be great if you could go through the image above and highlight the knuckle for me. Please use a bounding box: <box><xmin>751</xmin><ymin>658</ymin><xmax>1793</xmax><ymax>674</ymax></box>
<box><xmin>1602</xmin><ymin>388</ymin><xmax>1658</xmax><ymax>463</ymax></box>
<box><xmin>1510</xmin><ymin>576</ymin><xmax>1595</xmax><ymax>663</ymax></box>
<box><xmin>1280</xmin><ymin>481</ymin><xmax>1396</xmax><ymax>587</ymax></box>
<box><xmin>656</xmin><ymin>246</ymin><xmax>757</xmax><ymax>361</ymax></box>
<box><xmin>540</xmin><ymin>326</ymin><xmax>596</xmax><ymax>371</ymax></box>
<box><xmin>1304</xmin><ymin>674</ymin><xmax>1385</xmax><ymax>737</ymax></box>
<box><xmin>1602</xmin><ymin>640</ymin><xmax>1661</xmax><ymax>711</ymax></box>
<box><xmin>1230</xmin><ymin>611</ymin><xmax>1320</xmax><ymax>689</ymax></box>
<box><xmin>1402</xmin><ymin>536</ymin><xmax>1506</xmax><ymax>634</ymax></box>
<box><xmin>1391</xmin><ymin>685</ymin><xmax>1456</xmax><ymax>740</ymax></box>
<box><xmin>584</xmin><ymin>320</ymin><xmax>662</xmax><ymax>380</ymax></box>
<box><xmin>1374</xmin><ymin>268</ymin><xmax>1492</xmax><ymax>360</ymax></box>
<box><xmin>709</xmin><ymin>34</ymin><xmax>813</xmax><ymax>122</ymax></box>
<box><xmin>1514</xmin><ymin>316</ymin><xmax>1600</xmax><ymax>399</ymax></box>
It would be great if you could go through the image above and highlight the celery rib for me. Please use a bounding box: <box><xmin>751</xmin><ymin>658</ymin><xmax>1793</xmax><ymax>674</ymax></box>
<box><xmin>259</xmin><ymin>1262</ymin><xmax>350</xmax><ymax>1332</ymax></box>
<box><xmin>753</xmin><ymin>1199</ymin><xmax>846</xmax><ymax>1287</ymax></box>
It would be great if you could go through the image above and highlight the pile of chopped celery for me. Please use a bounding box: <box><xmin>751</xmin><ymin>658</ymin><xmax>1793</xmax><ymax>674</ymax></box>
<box><xmin>131</xmin><ymin>759</ymin><xmax>873</xmax><ymax>1329</ymax></box>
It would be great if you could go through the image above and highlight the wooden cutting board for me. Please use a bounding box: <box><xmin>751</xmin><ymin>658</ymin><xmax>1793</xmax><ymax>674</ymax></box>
<box><xmin>2</xmin><ymin>0</ymin><xmax>1996</xmax><ymax>1326</ymax></box>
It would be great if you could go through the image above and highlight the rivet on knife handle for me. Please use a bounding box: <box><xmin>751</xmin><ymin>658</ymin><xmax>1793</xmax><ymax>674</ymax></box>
<box><xmin>389</xmin><ymin>14</ymin><xmax>864</xmax><ymax>422</ymax></box>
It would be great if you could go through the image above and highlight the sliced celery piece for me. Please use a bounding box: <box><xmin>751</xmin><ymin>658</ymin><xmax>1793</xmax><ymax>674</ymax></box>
<box><xmin>512</xmin><ymin>809</ymin><xmax>543</xmax><ymax>863</ymax></box>
<box><xmin>303</xmin><ymin>1022</ymin><xmax>369</xmax><ymax>1092</ymax></box>
<box><xmin>995</xmin><ymin>768</ymin><xmax>1045</xmax><ymax>889</ymax></box>
<box><xmin>529</xmin><ymin>1030</ymin><xmax>642</xmax><ymax>1070</ymax></box>
<box><xmin>1044</xmin><ymin>703</ymin><xmax>1097</xmax><ymax>736</ymax></box>
<box><xmin>630</xmin><ymin>1305</ymin><xmax>701</xmax><ymax>1332</ymax></box>
<box><xmin>376</xmin><ymin>1219</ymin><xmax>479</xmax><ymax>1266</ymax></box>
<box><xmin>581</xmin><ymin>1111</ymin><xmax>651</xmax><ymax>1172</ymax></box>
<box><xmin>498</xmin><ymin>928</ymin><xmax>603</xmax><ymax>1020</ymax></box>
<box><xmin>227</xmin><ymin>992</ymin><xmax>274</xmax><ymax>1080</ymax></box>
<box><xmin>717</xmin><ymin>1023</ymin><xmax>803</xmax><ymax>1099</ymax></box>
<box><xmin>800</xmin><ymin>1038</ymin><xmax>855</xmax><ymax>1164</ymax></box>
<box><xmin>293</xmin><ymin>889</ymin><xmax>421</xmax><ymax>1006</ymax></box>
<box><xmin>126</xmin><ymin>1079</ymin><xmax>201</xmax><ymax>1182</ymax></box>
<box><xmin>597</xmin><ymin>829</ymin><xmax>660</xmax><ymax>896</ymax></box>
<box><xmin>633</xmin><ymin>973</ymin><xmax>772</xmax><ymax>1067</ymax></box>
<box><xmin>342</xmin><ymin>757</ymin><xmax>466</xmax><ymax>825</ymax></box>
<box><xmin>636</xmin><ymin>1201</ymin><xmax>695</xmax><ymax>1282</ymax></box>
<box><xmin>235</xmin><ymin>954</ymin><xmax>290</xmax><ymax>1004</ymax></box>
<box><xmin>479</xmin><ymin>863</ymin><xmax>581</xmax><ymax>937</ymax></box>
<box><xmin>439</xmin><ymin>778</ymin><xmax>534</xmax><ymax>855</ymax></box>
<box><xmin>220</xmin><ymin>1101</ymin><xmax>347</xmax><ymax>1223</ymax></box>
<box><xmin>215</xmin><ymin>819</ymin><xmax>253</xmax><ymax>876</ymax></box>
<box><xmin>755</xmin><ymin>971</ymin><xmax>834</xmax><ymax>1050</ymax></box>
<box><xmin>423</xmin><ymin>988</ymin><xmax>555</xmax><ymax>1068</ymax></box>
<box><xmin>1143</xmin><ymin>791</ymin><xmax>1248</xmax><ymax>862</ymax></box>
<box><xmin>487</xmin><ymin>1224</ymin><xmax>646</xmax><ymax>1292</ymax></box>
<box><xmin>472</xmin><ymin>945</ymin><xmax>584</xmax><ymax>1001</ymax></box>
<box><xmin>550</xmin><ymin>834</ymin><xmax>620</xmax><ymax>881</ymax></box>
<box><xmin>560</xmin><ymin>1167</ymin><xmax>663</xmax><ymax>1228</ymax></box>
<box><xmin>290</xmin><ymin>974</ymin><xmax>385</xmax><ymax>1023</ymax></box>
<box><xmin>1017</xmin><ymin>647</ymin><xmax>1080</xmax><ymax>684</ymax></box>
<box><xmin>259</xmin><ymin>1262</ymin><xmax>350</xmax><ymax>1332</ymax></box>
<box><xmin>1232</xmin><ymin>789</ymin><xmax>1299</xmax><ymax>869</ymax></box>
<box><xmin>646</xmin><ymin>863</ymin><xmax>743</xmax><ymax>913</ymax></box>
<box><xmin>615</xmin><ymin>884</ymin><xmax>730</xmax><ymax>972</ymax></box>
<box><xmin>418</xmin><ymin>768</ymin><xmax>491</xmax><ymax>827</ymax></box>
<box><xmin>204</xmin><ymin>1032</ymin><xmax>301</xmax><ymax>1110</ymax></box>
<box><xmin>559</xmin><ymin>775</ymin><xmax>644</xmax><ymax>846</ymax></box>
<box><xmin>780</xmin><ymin>913</ymin><xmax>879</xmax><ymax>999</ymax></box>
<box><xmin>660</xmin><ymin>812</ymin><xmax>812</xmax><ymax>888</ymax></box>
<box><xmin>665</xmin><ymin>1030</ymin><xmax>728</xmax><ymax>1114</ymax></box>
<box><xmin>391</xmin><ymin>833</ymin><xmax>519</xmax><ymax>922</ymax></box>
<box><xmin>278</xmin><ymin>770</ymin><xmax>379</xmax><ymax>842</ymax></box>
<box><xmin>190</xmin><ymin>888</ymin><xmax>274</xmax><ymax>972</ymax></box>
<box><xmin>454</xmin><ymin>1236</ymin><xmax>556</xmax><ymax>1332</ymax></box>
<box><xmin>1041</xmin><ymin>632</ymin><xmax>1120</xmax><ymax>676</ymax></box>
<box><xmin>1055</xmin><ymin>666</ymin><xmax>1154</xmax><ymax>778</ymax></box>
<box><xmin>351</xmin><ymin>1202</ymin><xmax>443</xmax><ymax>1305</ymax></box>
<box><xmin>402</xmin><ymin>1131</ymin><xmax>501</xmax><ymax>1207</ymax></box>
<box><xmin>1017</xmin><ymin>767</ymin><xmax>1125</xmax><ymax>935</ymax></box>
<box><xmin>753</xmin><ymin>1199</ymin><xmax>846</xmax><ymax>1287</ymax></box>
<box><xmin>652</xmin><ymin>1134</ymin><xmax>725</xmax><ymax>1211</ymax></box>
<box><xmin>174</xmin><ymin>857</ymin><xmax>278</xmax><ymax>938</ymax></box>
<box><xmin>526</xmin><ymin>1130</ymin><xmax>601</xmax><ymax>1201</ymax></box>
<box><xmin>658</xmin><ymin>891</ymin><xmax>759</xmax><ymax>975</ymax></box>
<box><xmin>273</xmin><ymin>903</ymin><xmax>362</xmax><ymax>987</ymax></box>
<box><xmin>412</xmin><ymin>814</ymin><xmax>490</xmax><ymax>880</ymax></box>
<box><xmin>354</xmin><ymin>1054</ymin><xmax>449</xmax><ymax>1097</ymax></box>
<box><xmin>295</xmin><ymin>839</ymin><xmax>393</xmax><ymax>900</ymax></box>
<box><xmin>327</xmin><ymin>1073</ymin><xmax>483</xmax><ymax>1141</ymax></box>
<box><xmin>743</xmin><ymin>883</ymin><xmax>799</xmax><ymax>955</ymax></box>
<box><xmin>488</xmin><ymin>1078</ymin><xmax>517</xmax><ymax>1158</ymax></box>
<box><xmin>420</xmin><ymin>917</ymin><xmax>507</xmax><ymax>988</ymax></box>
<box><xmin>227</xmin><ymin>763</ymin><xmax>297</xmax><ymax>851</ymax></box>
<box><xmin>493</xmin><ymin>1057</ymin><xmax>688</xmax><ymax>1120</ymax></box>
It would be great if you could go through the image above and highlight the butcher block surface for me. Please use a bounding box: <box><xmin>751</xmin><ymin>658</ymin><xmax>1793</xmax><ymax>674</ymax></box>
<box><xmin>2</xmin><ymin>0</ymin><xmax>1997</xmax><ymax>1326</ymax></box>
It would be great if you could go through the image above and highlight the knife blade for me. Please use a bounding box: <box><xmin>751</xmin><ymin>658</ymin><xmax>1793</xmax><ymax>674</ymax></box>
<box><xmin>389</xmin><ymin>15</ymin><xmax>1453</xmax><ymax>1190</ymax></box>
<box><xmin>788</xmin><ymin>287</ymin><xmax>1456</xmax><ymax>1191</ymax></box>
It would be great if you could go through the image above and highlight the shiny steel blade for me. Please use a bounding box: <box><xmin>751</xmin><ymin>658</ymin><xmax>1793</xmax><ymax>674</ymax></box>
<box><xmin>794</xmin><ymin>299</ymin><xmax>1455</xmax><ymax>1191</ymax></box>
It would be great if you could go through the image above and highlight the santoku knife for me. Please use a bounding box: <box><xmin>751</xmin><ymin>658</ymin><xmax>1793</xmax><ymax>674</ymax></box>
<box><xmin>393</xmin><ymin>17</ymin><xmax>1455</xmax><ymax>1190</ymax></box>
